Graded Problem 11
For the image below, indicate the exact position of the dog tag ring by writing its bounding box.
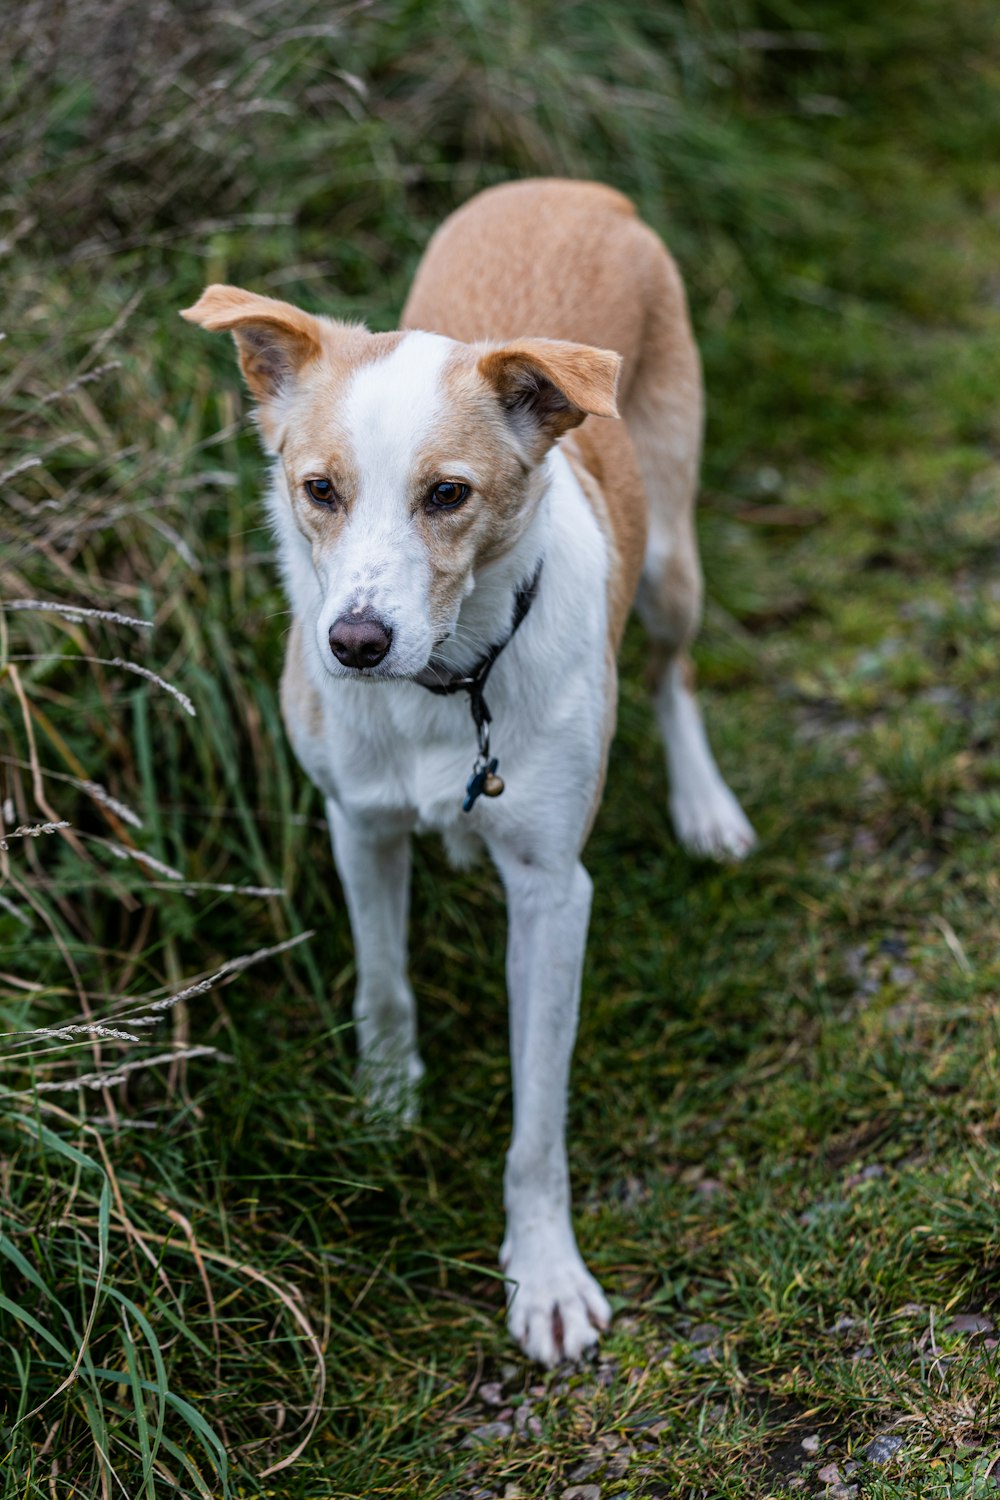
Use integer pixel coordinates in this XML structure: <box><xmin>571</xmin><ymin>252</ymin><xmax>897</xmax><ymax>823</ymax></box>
<box><xmin>464</xmin><ymin>756</ymin><xmax>503</xmax><ymax>813</ymax></box>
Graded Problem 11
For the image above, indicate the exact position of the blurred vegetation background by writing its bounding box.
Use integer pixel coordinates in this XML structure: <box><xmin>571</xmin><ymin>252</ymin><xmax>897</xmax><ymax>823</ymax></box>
<box><xmin>3</xmin><ymin>1</ymin><xmax>1000</xmax><ymax>1495</ymax></box>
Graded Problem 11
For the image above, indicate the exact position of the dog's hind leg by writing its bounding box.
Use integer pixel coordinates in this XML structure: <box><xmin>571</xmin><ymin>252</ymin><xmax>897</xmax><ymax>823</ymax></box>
<box><xmin>645</xmin><ymin>646</ymin><xmax>756</xmax><ymax>859</ymax></box>
<box><xmin>624</xmin><ymin>234</ymin><xmax>756</xmax><ymax>860</ymax></box>
<box><xmin>326</xmin><ymin>798</ymin><xmax>425</xmax><ymax>1120</ymax></box>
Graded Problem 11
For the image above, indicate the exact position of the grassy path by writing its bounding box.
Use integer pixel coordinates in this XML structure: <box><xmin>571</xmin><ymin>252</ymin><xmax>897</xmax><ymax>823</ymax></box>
<box><xmin>3</xmin><ymin>4</ymin><xmax>1000</xmax><ymax>1495</ymax></box>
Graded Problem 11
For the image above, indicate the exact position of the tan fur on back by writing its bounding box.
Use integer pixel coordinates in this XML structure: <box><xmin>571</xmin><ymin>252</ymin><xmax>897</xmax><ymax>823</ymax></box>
<box><xmin>403</xmin><ymin>178</ymin><xmax>703</xmax><ymax>651</ymax></box>
<box><xmin>403</xmin><ymin>180</ymin><xmax>645</xmax><ymax>369</ymax></box>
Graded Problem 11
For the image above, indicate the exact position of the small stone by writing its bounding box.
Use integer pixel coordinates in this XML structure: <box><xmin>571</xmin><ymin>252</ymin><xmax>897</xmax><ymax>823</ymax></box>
<box><xmin>946</xmin><ymin>1314</ymin><xmax>995</xmax><ymax>1337</ymax></box>
<box><xmin>567</xmin><ymin>1458</ymin><xmax>602</xmax><ymax>1483</ymax></box>
<box><xmin>800</xmin><ymin>1200</ymin><xmax>840</xmax><ymax>1225</ymax></box>
<box><xmin>801</xmin><ymin>1433</ymin><xmax>821</xmax><ymax>1454</ymax></box>
<box><xmin>606</xmin><ymin>1454</ymin><xmax>629</xmax><ymax>1478</ymax></box>
<box><xmin>688</xmin><ymin>1322</ymin><xmax>721</xmax><ymax>1346</ymax></box>
<box><xmin>753</xmin><ymin>464</ymin><xmax>783</xmax><ymax>495</ymax></box>
<box><xmin>479</xmin><ymin>1381</ymin><xmax>505</xmax><ymax>1407</ymax></box>
<box><xmin>614</xmin><ymin>1174</ymin><xmax>647</xmax><ymax>1207</ymax></box>
<box><xmin>844</xmin><ymin>1163</ymin><xmax>886</xmax><ymax>1189</ymax></box>
<box><xmin>504</xmin><ymin>1487</ymin><xmax>524</xmax><ymax>1499</ymax></box>
<box><xmin>562</xmin><ymin>1487</ymin><xmax>601</xmax><ymax>1500</ymax></box>
<box><xmin>922</xmin><ymin>684</ymin><xmax>959</xmax><ymax>707</ymax></box>
<box><xmin>463</xmin><ymin>1421</ymin><xmax>513</xmax><ymax>1447</ymax></box>
<box><xmin>696</xmin><ymin>1178</ymin><xmax>726</xmax><ymax>1201</ymax></box>
<box><xmin>862</xmin><ymin>1433</ymin><xmax>904</xmax><ymax>1464</ymax></box>
<box><xmin>843</xmin><ymin>945</ymin><xmax>867</xmax><ymax>980</ymax></box>
<box><xmin>817</xmin><ymin>1463</ymin><xmax>842</xmax><ymax>1485</ymax></box>
<box><xmin>829</xmin><ymin>1315</ymin><xmax>858</xmax><ymax>1335</ymax></box>
<box><xmin>851</xmin><ymin>1343</ymin><xmax>874</xmax><ymax>1361</ymax></box>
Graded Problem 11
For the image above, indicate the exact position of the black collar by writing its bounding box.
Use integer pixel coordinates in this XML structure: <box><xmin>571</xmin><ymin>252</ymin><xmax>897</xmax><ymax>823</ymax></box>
<box><xmin>413</xmin><ymin>560</ymin><xmax>543</xmax><ymax>811</ymax></box>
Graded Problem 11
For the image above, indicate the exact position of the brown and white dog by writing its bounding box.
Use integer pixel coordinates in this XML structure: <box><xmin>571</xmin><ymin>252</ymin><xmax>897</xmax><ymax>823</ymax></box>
<box><xmin>182</xmin><ymin>179</ymin><xmax>755</xmax><ymax>1366</ymax></box>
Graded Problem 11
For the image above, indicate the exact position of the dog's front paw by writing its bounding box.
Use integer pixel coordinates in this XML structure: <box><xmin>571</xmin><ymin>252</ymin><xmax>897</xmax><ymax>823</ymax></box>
<box><xmin>357</xmin><ymin>1052</ymin><xmax>425</xmax><ymax>1126</ymax></box>
<box><xmin>501</xmin><ymin>1238</ymin><xmax>611</xmax><ymax>1366</ymax></box>
<box><xmin>671</xmin><ymin>781</ymin><xmax>757</xmax><ymax>862</ymax></box>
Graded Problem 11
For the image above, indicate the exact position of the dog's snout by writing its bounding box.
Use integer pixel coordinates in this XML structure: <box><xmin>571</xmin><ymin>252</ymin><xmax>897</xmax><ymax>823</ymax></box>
<box><xmin>328</xmin><ymin>612</ymin><xmax>393</xmax><ymax>670</ymax></box>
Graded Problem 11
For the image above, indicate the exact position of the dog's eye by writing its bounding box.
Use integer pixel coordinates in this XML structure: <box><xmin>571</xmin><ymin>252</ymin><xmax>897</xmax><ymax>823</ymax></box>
<box><xmin>427</xmin><ymin>480</ymin><xmax>470</xmax><ymax>511</ymax></box>
<box><xmin>305</xmin><ymin>478</ymin><xmax>337</xmax><ymax>507</ymax></box>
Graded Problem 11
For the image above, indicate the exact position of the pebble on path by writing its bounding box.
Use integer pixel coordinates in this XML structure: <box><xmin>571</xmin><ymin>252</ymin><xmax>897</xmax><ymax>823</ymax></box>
<box><xmin>463</xmin><ymin>1421</ymin><xmax>513</xmax><ymax>1447</ymax></box>
<box><xmin>862</xmin><ymin>1433</ymin><xmax>904</xmax><ymax>1464</ymax></box>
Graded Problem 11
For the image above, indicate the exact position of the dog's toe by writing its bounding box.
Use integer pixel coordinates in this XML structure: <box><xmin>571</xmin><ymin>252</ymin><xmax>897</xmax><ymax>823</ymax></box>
<box><xmin>504</xmin><ymin>1242</ymin><xmax>611</xmax><ymax>1366</ymax></box>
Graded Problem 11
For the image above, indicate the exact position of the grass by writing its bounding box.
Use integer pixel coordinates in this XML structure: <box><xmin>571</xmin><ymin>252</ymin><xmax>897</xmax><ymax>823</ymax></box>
<box><xmin>3</xmin><ymin>0</ymin><xmax>1000</xmax><ymax>1494</ymax></box>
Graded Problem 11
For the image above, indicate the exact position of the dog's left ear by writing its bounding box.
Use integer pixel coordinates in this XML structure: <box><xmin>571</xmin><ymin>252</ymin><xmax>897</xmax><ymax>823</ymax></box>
<box><xmin>478</xmin><ymin>337</ymin><xmax>621</xmax><ymax>446</ymax></box>
<box><xmin>181</xmin><ymin>285</ymin><xmax>324</xmax><ymax>403</ymax></box>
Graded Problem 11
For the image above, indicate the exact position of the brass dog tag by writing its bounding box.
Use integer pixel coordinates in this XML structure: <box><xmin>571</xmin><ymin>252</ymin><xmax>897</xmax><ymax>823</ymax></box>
<box><xmin>464</xmin><ymin>757</ymin><xmax>504</xmax><ymax>811</ymax></box>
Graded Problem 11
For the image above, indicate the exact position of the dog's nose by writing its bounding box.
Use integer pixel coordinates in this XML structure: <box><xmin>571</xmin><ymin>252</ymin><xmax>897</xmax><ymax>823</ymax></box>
<box><xmin>328</xmin><ymin>612</ymin><xmax>392</xmax><ymax>669</ymax></box>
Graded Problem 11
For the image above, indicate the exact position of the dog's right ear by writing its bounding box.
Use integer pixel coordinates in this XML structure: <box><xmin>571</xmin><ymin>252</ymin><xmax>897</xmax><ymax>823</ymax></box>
<box><xmin>181</xmin><ymin>286</ymin><xmax>323</xmax><ymax>403</ymax></box>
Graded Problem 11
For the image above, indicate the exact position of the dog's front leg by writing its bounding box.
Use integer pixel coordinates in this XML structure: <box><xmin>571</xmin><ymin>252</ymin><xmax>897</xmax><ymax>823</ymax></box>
<box><xmin>492</xmin><ymin>851</ymin><xmax>611</xmax><ymax>1365</ymax></box>
<box><xmin>326</xmin><ymin>798</ymin><xmax>424</xmax><ymax>1120</ymax></box>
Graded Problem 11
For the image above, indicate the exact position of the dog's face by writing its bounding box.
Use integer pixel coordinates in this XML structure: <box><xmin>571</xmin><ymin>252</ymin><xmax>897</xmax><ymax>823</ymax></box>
<box><xmin>182</xmin><ymin>287</ymin><xmax>619</xmax><ymax>679</ymax></box>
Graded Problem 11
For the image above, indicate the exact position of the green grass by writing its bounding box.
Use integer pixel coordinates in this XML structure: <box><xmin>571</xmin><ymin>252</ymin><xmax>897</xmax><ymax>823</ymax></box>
<box><xmin>3</xmin><ymin>1</ymin><xmax>1000</xmax><ymax>1494</ymax></box>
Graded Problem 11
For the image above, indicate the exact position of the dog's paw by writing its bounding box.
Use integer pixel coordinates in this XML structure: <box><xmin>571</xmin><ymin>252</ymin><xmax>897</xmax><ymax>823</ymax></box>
<box><xmin>671</xmin><ymin>781</ymin><xmax>756</xmax><ymax>862</ymax></box>
<box><xmin>502</xmin><ymin>1240</ymin><xmax>611</xmax><ymax>1366</ymax></box>
<box><xmin>357</xmin><ymin>1052</ymin><xmax>425</xmax><ymax>1126</ymax></box>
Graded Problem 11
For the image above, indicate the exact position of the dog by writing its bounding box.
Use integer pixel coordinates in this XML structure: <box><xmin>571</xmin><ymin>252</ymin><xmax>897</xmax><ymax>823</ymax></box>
<box><xmin>182</xmin><ymin>178</ymin><xmax>755</xmax><ymax>1366</ymax></box>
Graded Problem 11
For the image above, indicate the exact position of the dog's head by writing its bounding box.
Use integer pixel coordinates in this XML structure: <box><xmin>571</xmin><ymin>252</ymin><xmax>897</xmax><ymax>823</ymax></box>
<box><xmin>181</xmin><ymin>286</ymin><xmax>620</xmax><ymax>679</ymax></box>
